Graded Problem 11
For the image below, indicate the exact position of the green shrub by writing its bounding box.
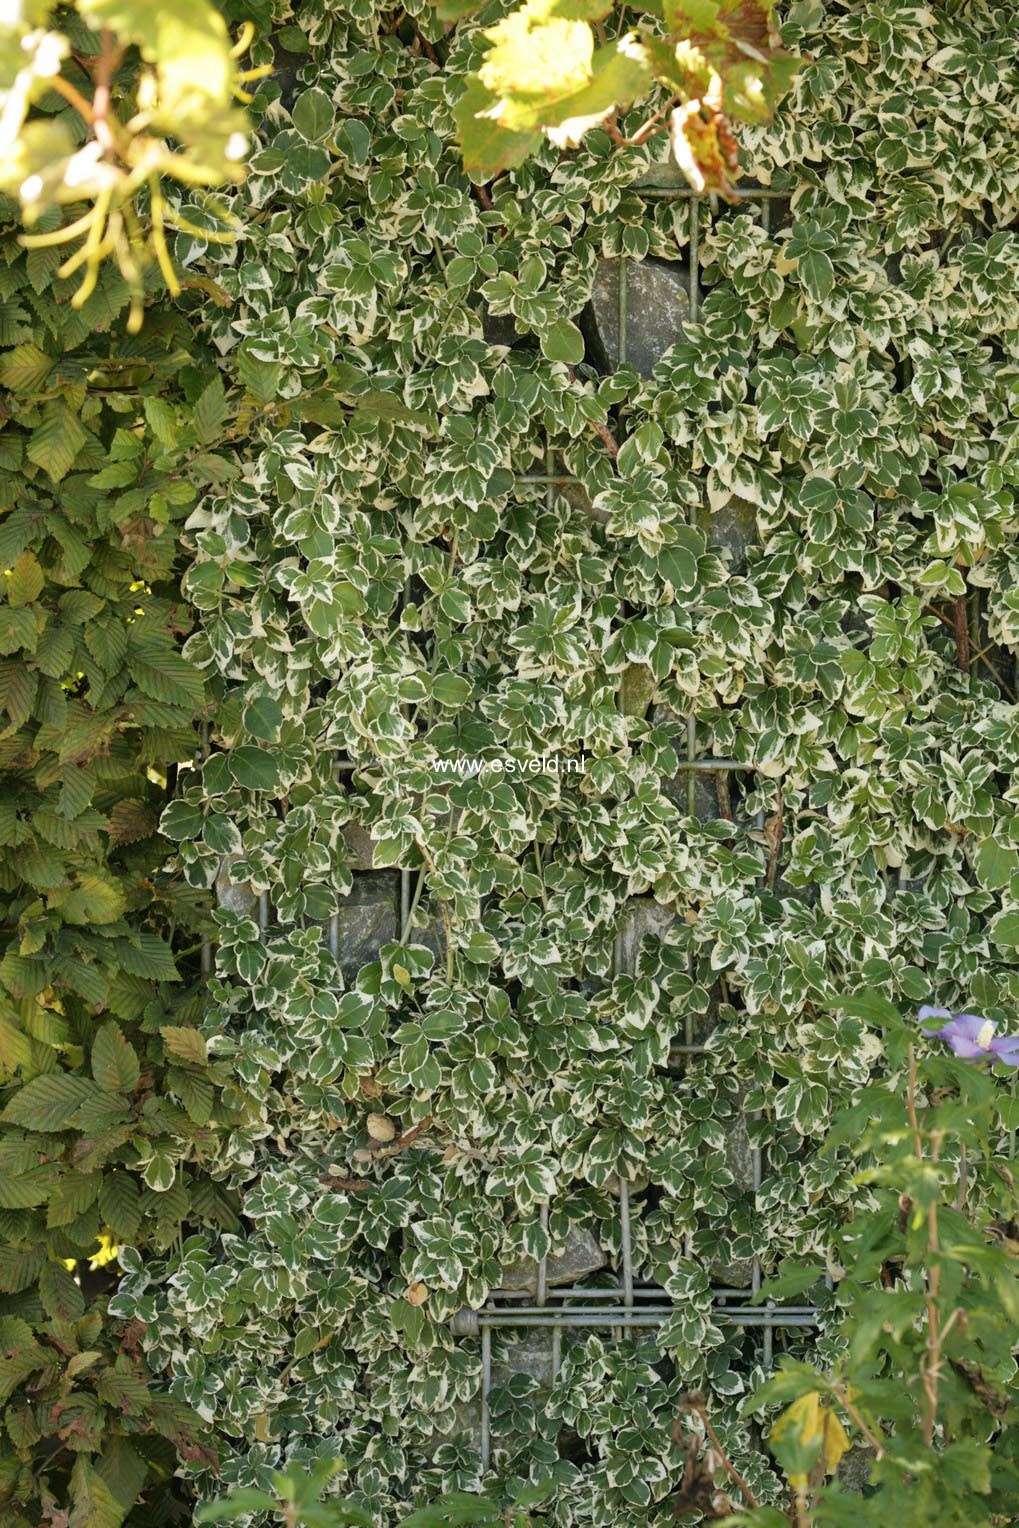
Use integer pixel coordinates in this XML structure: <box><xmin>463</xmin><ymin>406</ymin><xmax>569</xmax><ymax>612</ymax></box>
<box><xmin>0</xmin><ymin>241</ymin><xmax>243</xmax><ymax>1519</ymax></box>
<box><xmin>5</xmin><ymin>0</ymin><xmax>1019</xmax><ymax>1523</ymax></box>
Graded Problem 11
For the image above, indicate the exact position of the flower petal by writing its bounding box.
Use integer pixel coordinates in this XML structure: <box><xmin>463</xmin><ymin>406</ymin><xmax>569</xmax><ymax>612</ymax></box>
<box><xmin>918</xmin><ymin>1005</ymin><xmax>951</xmax><ymax>1024</ymax></box>
<box><xmin>944</xmin><ymin>1035</ymin><xmax>990</xmax><ymax>1060</ymax></box>
<box><xmin>947</xmin><ymin>1014</ymin><xmax>989</xmax><ymax>1043</ymax></box>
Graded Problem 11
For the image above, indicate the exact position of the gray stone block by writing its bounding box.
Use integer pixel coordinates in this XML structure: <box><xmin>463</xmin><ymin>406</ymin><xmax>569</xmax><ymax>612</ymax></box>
<box><xmin>617</xmin><ymin>897</ymin><xmax>678</xmax><ymax>973</ymax></box>
<box><xmin>411</xmin><ymin>914</ymin><xmax>447</xmax><ymax>968</ymax></box>
<box><xmin>481</xmin><ymin>306</ymin><xmax>520</xmax><ymax>348</ymax></box>
<box><xmin>341</xmin><ymin>822</ymin><xmax>377</xmax><ymax>871</ymax></box>
<box><xmin>631</xmin><ymin>156</ymin><xmax>691</xmax><ymax>190</ymax></box>
<box><xmin>838</xmin><ymin>1447</ymin><xmax>873</xmax><ymax>1492</ymax></box>
<box><xmin>498</xmin><ymin>1226</ymin><xmax>605</xmax><ymax>1292</ymax></box>
<box><xmin>333</xmin><ymin>872</ymin><xmax>398</xmax><ymax>978</ymax></box>
<box><xmin>725</xmin><ymin>1107</ymin><xmax>755</xmax><ymax>1193</ymax></box>
<box><xmin>558</xmin><ymin>478</ymin><xmax>608</xmax><ymax>527</ymax></box>
<box><xmin>582</xmin><ymin>258</ymin><xmax>694</xmax><ymax>376</ymax></box>
<box><xmin>492</xmin><ymin>1328</ymin><xmax>556</xmax><ymax>1388</ymax></box>
<box><xmin>698</xmin><ymin>494</ymin><xmax>758</xmax><ymax>575</ymax></box>
<box><xmin>215</xmin><ymin>857</ymin><xmax>258</xmax><ymax>917</ymax></box>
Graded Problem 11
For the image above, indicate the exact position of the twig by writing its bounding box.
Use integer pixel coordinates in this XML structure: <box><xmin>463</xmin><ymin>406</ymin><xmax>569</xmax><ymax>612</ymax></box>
<box><xmin>905</xmin><ymin>1044</ymin><xmax>942</xmax><ymax>1446</ymax></box>
<box><xmin>951</xmin><ymin>591</ymin><xmax>970</xmax><ymax>671</ymax></box>
<box><xmin>764</xmin><ymin>786</ymin><xmax>784</xmax><ymax>890</ymax></box>
<box><xmin>415</xmin><ymin>29</ymin><xmax>441</xmax><ymax>65</ymax></box>
<box><xmin>566</xmin><ymin>365</ymin><xmax>618</xmax><ymax>461</ymax></box>
<box><xmin>92</xmin><ymin>29</ymin><xmax>124</xmax><ymax>155</ymax></box>
<box><xmin>678</xmin><ymin>1393</ymin><xmax>760</xmax><ymax>1510</ymax></box>
<box><xmin>415</xmin><ymin>839</ymin><xmax>456</xmax><ymax>978</ymax></box>
<box><xmin>400</xmin><ymin>866</ymin><xmax>428</xmax><ymax>943</ymax></box>
<box><xmin>829</xmin><ymin>1380</ymin><xmax>886</xmax><ymax>1460</ymax></box>
<box><xmin>48</xmin><ymin>75</ymin><xmax>97</xmax><ymax>126</ymax></box>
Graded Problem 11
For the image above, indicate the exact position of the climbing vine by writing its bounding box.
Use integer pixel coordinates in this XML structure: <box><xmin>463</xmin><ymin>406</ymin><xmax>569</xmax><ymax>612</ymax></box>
<box><xmin>3</xmin><ymin>0</ymin><xmax>1019</xmax><ymax>1523</ymax></box>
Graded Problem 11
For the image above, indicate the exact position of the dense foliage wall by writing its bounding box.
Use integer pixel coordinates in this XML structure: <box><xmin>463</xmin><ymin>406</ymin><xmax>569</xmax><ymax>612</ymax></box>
<box><xmin>3</xmin><ymin>0</ymin><xmax>1019</xmax><ymax>1522</ymax></box>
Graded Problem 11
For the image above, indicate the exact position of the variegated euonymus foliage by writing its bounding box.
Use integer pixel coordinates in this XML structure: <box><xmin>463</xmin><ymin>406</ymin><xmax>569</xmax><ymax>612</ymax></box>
<box><xmin>95</xmin><ymin>0</ymin><xmax>1019</xmax><ymax>1522</ymax></box>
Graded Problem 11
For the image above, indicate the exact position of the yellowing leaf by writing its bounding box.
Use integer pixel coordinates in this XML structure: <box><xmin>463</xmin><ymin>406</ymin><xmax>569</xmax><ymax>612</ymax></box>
<box><xmin>480</xmin><ymin>10</ymin><xmax>594</xmax><ymax>109</ymax></box>
<box><xmin>26</xmin><ymin>401</ymin><xmax>87</xmax><ymax>483</ymax></box>
<box><xmin>160</xmin><ymin>1025</ymin><xmax>208</xmax><ymax>1066</ymax></box>
<box><xmin>453</xmin><ymin>78</ymin><xmax>541</xmax><ymax>178</ymax></box>
<box><xmin>771</xmin><ymin>1392</ymin><xmax>851</xmax><ymax>1489</ymax></box>
<box><xmin>50</xmin><ymin>872</ymin><xmax>126</xmax><ymax>926</ymax></box>
<box><xmin>7</xmin><ymin>551</ymin><xmax>44</xmax><ymax>609</ymax></box>
<box><xmin>78</xmin><ymin>0</ymin><xmax>234</xmax><ymax>115</ymax></box>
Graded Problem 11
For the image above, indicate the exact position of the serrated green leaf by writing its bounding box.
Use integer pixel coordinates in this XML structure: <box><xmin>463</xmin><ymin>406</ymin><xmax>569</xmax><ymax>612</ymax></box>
<box><xmin>26</xmin><ymin>402</ymin><xmax>88</xmax><ymax>483</ymax></box>
<box><xmin>1</xmin><ymin>1072</ymin><xmax>97</xmax><ymax>1131</ymax></box>
<box><xmin>192</xmin><ymin>375</ymin><xmax>229</xmax><ymax>445</ymax></box>
<box><xmin>7</xmin><ymin>550</ymin><xmax>44</xmax><ymax>608</ymax></box>
<box><xmin>92</xmin><ymin>1023</ymin><xmax>141</xmax><ymax>1093</ymax></box>
<box><xmin>69</xmin><ymin>1454</ymin><xmax>127</xmax><ymax>1528</ymax></box>
<box><xmin>50</xmin><ymin>872</ymin><xmax>126</xmax><ymax>926</ymax></box>
<box><xmin>160</xmin><ymin>1025</ymin><xmax>208</xmax><ymax>1066</ymax></box>
<box><xmin>39</xmin><ymin>1259</ymin><xmax>86</xmax><ymax>1320</ymax></box>
<box><xmin>98</xmin><ymin>1172</ymin><xmax>141</xmax><ymax>1240</ymax></box>
<box><xmin>0</xmin><ymin>342</ymin><xmax>54</xmax><ymax>393</ymax></box>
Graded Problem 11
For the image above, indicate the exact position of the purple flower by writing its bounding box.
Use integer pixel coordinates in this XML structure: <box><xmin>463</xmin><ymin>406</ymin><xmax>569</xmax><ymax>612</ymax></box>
<box><xmin>919</xmin><ymin>1006</ymin><xmax>1019</xmax><ymax>1066</ymax></box>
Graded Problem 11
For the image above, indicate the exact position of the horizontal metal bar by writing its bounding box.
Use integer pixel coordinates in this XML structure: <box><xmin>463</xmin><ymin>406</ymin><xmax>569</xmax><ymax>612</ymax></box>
<box><xmin>635</xmin><ymin>187</ymin><xmax>787</xmax><ymax>200</ymax></box>
<box><xmin>674</xmin><ymin>759</ymin><xmax>754</xmax><ymax>772</ymax></box>
<box><xmin>487</xmin><ymin>1284</ymin><xmax>810</xmax><ymax>1303</ymax></box>
<box><xmin>474</xmin><ymin>1308</ymin><xmax>817</xmax><ymax>1329</ymax></box>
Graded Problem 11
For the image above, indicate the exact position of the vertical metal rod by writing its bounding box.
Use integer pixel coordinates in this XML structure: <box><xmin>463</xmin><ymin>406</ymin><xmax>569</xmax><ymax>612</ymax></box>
<box><xmin>619</xmin><ymin>1178</ymin><xmax>634</xmax><ymax>1307</ymax></box>
<box><xmin>751</xmin><ymin>1134</ymin><xmax>762</xmax><ymax>1301</ymax></box>
<box><xmin>480</xmin><ymin>1323</ymin><xmax>491</xmax><ymax>1471</ymax></box>
<box><xmin>618</xmin><ymin>256</ymin><xmax>628</xmax><ymax>365</ymax></box>
<box><xmin>400</xmin><ymin>868</ymin><xmax>411</xmax><ymax>940</ymax></box>
<box><xmin>258</xmin><ymin>891</ymin><xmax>269</xmax><ymax>932</ymax></box>
<box><xmin>682</xmin><ymin>194</ymin><xmax>702</xmax><ymax>1158</ymax></box>
<box><xmin>537</xmin><ymin>1203</ymin><xmax>548</xmax><ymax>1307</ymax></box>
<box><xmin>541</xmin><ymin>446</ymin><xmax>560</xmax><ymax>1373</ymax></box>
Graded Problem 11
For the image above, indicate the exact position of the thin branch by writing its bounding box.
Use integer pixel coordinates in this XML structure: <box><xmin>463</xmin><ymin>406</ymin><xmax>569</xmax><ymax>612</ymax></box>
<box><xmin>566</xmin><ymin>365</ymin><xmax>619</xmax><ymax>461</ymax></box>
<box><xmin>48</xmin><ymin>75</ymin><xmax>97</xmax><ymax>126</ymax></box>
<box><xmin>764</xmin><ymin>786</ymin><xmax>784</xmax><ymax>890</ymax></box>
<box><xmin>92</xmin><ymin>29</ymin><xmax>124</xmax><ymax>155</ymax></box>
<box><xmin>905</xmin><ymin>1044</ymin><xmax>942</xmax><ymax>1446</ymax></box>
<box><xmin>829</xmin><ymin>1380</ymin><xmax>886</xmax><ymax>1460</ymax></box>
<box><xmin>357</xmin><ymin>1113</ymin><xmax>435</xmax><ymax>1161</ymax></box>
<box><xmin>678</xmin><ymin>1394</ymin><xmax>760</xmax><ymax>1511</ymax></box>
<box><xmin>951</xmin><ymin>591</ymin><xmax>970</xmax><ymax>672</ymax></box>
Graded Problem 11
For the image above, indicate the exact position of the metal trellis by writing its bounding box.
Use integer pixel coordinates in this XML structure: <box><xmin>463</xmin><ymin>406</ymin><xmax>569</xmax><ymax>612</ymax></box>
<box><xmin>452</xmin><ymin>187</ymin><xmax>820</xmax><ymax>1471</ymax></box>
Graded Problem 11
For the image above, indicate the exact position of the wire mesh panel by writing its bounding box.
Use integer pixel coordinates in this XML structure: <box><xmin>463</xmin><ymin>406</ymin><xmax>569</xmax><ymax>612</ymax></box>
<box><xmin>449</xmin><ymin>185</ymin><xmax>823</xmax><ymax>1472</ymax></box>
<box><xmin>188</xmin><ymin>184</ymin><xmax>836</xmax><ymax>1481</ymax></box>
